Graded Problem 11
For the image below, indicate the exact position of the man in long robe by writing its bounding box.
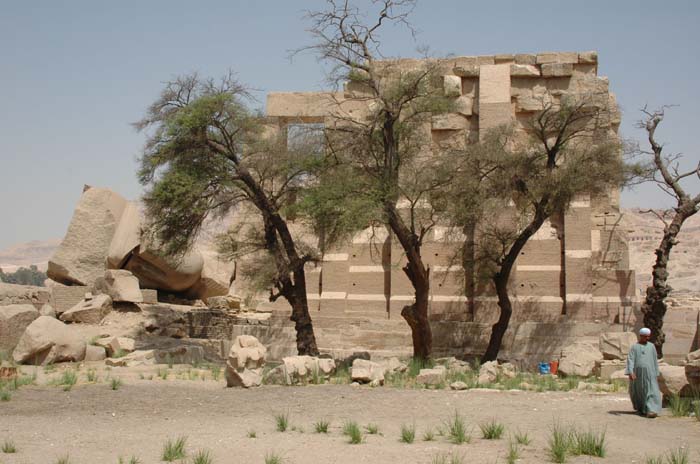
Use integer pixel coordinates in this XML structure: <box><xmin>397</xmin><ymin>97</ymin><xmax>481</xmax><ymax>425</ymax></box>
<box><xmin>625</xmin><ymin>327</ymin><xmax>662</xmax><ymax>418</ymax></box>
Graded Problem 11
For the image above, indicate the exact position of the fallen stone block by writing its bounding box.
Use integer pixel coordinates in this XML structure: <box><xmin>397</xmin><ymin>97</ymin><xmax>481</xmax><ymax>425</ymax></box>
<box><xmin>12</xmin><ymin>316</ymin><xmax>86</xmax><ymax>365</ymax></box>
<box><xmin>0</xmin><ymin>282</ymin><xmax>50</xmax><ymax>308</ymax></box>
<box><xmin>108</xmin><ymin>337</ymin><xmax>136</xmax><ymax>356</ymax></box>
<box><xmin>60</xmin><ymin>294</ymin><xmax>112</xmax><ymax>324</ymax></box>
<box><xmin>225</xmin><ymin>335</ymin><xmax>266</xmax><ymax>388</ymax></box>
<box><xmin>594</xmin><ymin>359</ymin><xmax>625</xmax><ymax>380</ymax></box>
<box><xmin>450</xmin><ymin>381</ymin><xmax>468</xmax><ymax>390</ymax></box>
<box><xmin>106</xmin><ymin>349</ymin><xmax>155</xmax><ymax>367</ymax></box>
<box><xmin>351</xmin><ymin>359</ymin><xmax>385</xmax><ymax>385</ymax></box>
<box><xmin>658</xmin><ymin>364</ymin><xmax>688</xmax><ymax>397</ymax></box>
<box><xmin>478</xmin><ymin>360</ymin><xmax>499</xmax><ymax>384</ymax></box>
<box><xmin>416</xmin><ymin>366</ymin><xmax>446</xmax><ymax>386</ymax></box>
<box><xmin>510</xmin><ymin>64</ymin><xmax>540</xmax><ymax>77</ymax></box>
<box><xmin>84</xmin><ymin>344</ymin><xmax>106</xmax><ymax>362</ymax></box>
<box><xmin>266</xmin><ymin>356</ymin><xmax>337</xmax><ymax>385</ymax></box>
<box><xmin>93</xmin><ymin>270</ymin><xmax>143</xmax><ymax>303</ymax></box>
<box><xmin>599</xmin><ymin>332</ymin><xmax>637</xmax><ymax>360</ymax></box>
<box><xmin>0</xmin><ymin>304</ymin><xmax>39</xmax><ymax>352</ymax></box>
<box><xmin>558</xmin><ymin>341</ymin><xmax>603</xmax><ymax>377</ymax></box>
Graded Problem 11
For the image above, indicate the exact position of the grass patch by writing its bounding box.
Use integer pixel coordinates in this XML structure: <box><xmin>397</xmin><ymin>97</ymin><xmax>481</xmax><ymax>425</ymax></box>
<box><xmin>506</xmin><ymin>441</ymin><xmax>520</xmax><ymax>464</ymax></box>
<box><xmin>547</xmin><ymin>422</ymin><xmax>572</xmax><ymax>463</ymax></box>
<box><xmin>55</xmin><ymin>455</ymin><xmax>71</xmax><ymax>464</ymax></box>
<box><xmin>399</xmin><ymin>423</ymin><xmax>415</xmax><ymax>443</ymax></box>
<box><xmin>479</xmin><ymin>419</ymin><xmax>505</xmax><ymax>439</ymax></box>
<box><xmin>314</xmin><ymin>420</ymin><xmax>330</xmax><ymax>434</ymax></box>
<box><xmin>161</xmin><ymin>436</ymin><xmax>187</xmax><ymax>462</ymax></box>
<box><xmin>264</xmin><ymin>452</ymin><xmax>282</xmax><ymax>464</ymax></box>
<box><xmin>329</xmin><ymin>364</ymin><xmax>351</xmax><ymax>385</ymax></box>
<box><xmin>57</xmin><ymin>369</ymin><xmax>77</xmax><ymax>391</ymax></box>
<box><xmin>365</xmin><ymin>423</ymin><xmax>380</xmax><ymax>435</ymax></box>
<box><xmin>117</xmin><ymin>457</ymin><xmax>141</xmax><ymax>464</ymax></box>
<box><xmin>210</xmin><ymin>365</ymin><xmax>221</xmax><ymax>381</ymax></box>
<box><xmin>431</xmin><ymin>452</ymin><xmax>465</xmax><ymax>464</ymax></box>
<box><xmin>571</xmin><ymin>427</ymin><xmax>606</xmax><ymax>457</ymax></box>
<box><xmin>247</xmin><ymin>430</ymin><xmax>257</xmax><ymax>438</ymax></box>
<box><xmin>191</xmin><ymin>449</ymin><xmax>213</xmax><ymax>464</ymax></box>
<box><xmin>274</xmin><ymin>411</ymin><xmax>289</xmax><ymax>432</ymax></box>
<box><xmin>342</xmin><ymin>420</ymin><xmax>362</xmax><ymax>444</ymax></box>
<box><xmin>110</xmin><ymin>378</ymin><xmax>122</xmax><ymax>390</ymax></box>
<box><xmin>2</xmin><ymin>440</ymin><xmax>17</xmax><ymax>453</ymax></box>
<box><xmin>86</xmin><ymin>369</ymin><xmax>98</xmax><ymax>382</ymax></box>
<box><xmin>513</xmin><ymin>428</ymin><xmax>532</xmax><ymax>445</ymax></box>
<box><xmin>157</xmin><ymin>368</ymin><xmax>169</xmax><ymax>380</ymax></box>
<box><xmin>445</xmin><ymin>411</ymin><xmax>471</xmax><ymax>444</ymax></box>
<box><xmin>0</xmin><ymin>390</ymin><xmax>10</xmax><ymax>401</ymax></box>
<box><xmin>669</xmin><ymin>394</ymin><xmax>692</xmax><ymax>417</ymax></box>
<box><xmin>645</xmin><ymin>456</ymin><xmax>664</xmax><ymax>464</ymax></box>
<box><xmin>422</xmin><ymin>428</ymin><xmax>435</xmax><ymax>441</ymax></box>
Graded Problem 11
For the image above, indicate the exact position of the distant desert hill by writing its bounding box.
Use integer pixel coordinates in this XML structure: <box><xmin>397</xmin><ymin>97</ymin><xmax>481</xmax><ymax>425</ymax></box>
<box><xmin>0</xmin><ymin>238</ymin><xmax>59</xmax><ymax>272</ymax></box>
<box><xmin>621</xmin><ymin>208</ymin><xmax>700</xmax><ymax>296</ymax></box>
<box><xmin>1</xmin><ymin>208</ymin><xmax>698</xmax><ymax>295</ymax></box>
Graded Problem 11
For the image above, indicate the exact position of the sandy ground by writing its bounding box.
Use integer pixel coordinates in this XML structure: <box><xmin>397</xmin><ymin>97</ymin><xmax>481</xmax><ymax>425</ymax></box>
<box><xmin>1</xmin><ymin>366</ymin><xmax>699</xmax><ymax>464</ymax></box>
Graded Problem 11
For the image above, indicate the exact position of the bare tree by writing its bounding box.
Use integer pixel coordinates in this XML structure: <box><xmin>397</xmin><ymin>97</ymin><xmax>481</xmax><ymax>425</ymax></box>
<box><xmin>302</xmin><ymin>0</ymin><xmax>453</xmax><ymax>360</ymax></box>
<box><xmin>637</xmin><ymin>107</ymin><xmax>700</xmax><ymax>357</ymax></box>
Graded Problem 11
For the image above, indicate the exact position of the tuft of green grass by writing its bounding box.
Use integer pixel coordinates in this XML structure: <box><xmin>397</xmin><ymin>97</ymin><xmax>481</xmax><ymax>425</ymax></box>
<box><xmin>56</xmin><ymin>455</ymin><xmax>71</xmax><ymax>464</ymax></box>
<box><xmin>166</xmin><ymin>354</ymin><xmax>174</xmax><ymax>368</ymax></box>
<box><xmin>161</xmin><ymin>436</ymin><xmax>187</xmax><ymax>462</ymax></box>
<box><xmin>513</xmin><ymin>428</ymin><xmax>532</xmax><ymax>445</ymax></box>
<box><xmin>694</xmin><ymin>400</ymin><xmax>700</xmax><ymax>422</ymax></box>
<box><xmin>274</xmin><ymin>411</ymin><xmax>289</xmax><ymax>432</ymax></box>
<box><xmin>571</xmin><ymin>428</ymin><xmax>606</xmax><ymax>457</ymax></box>
<box><xmin>645</xmin><ymin>456</ymin><xmax>664</xmax><ymax>464</ymax></box>
<box><xmin>247</xmin><ymin>430</ymin><xmax>257</xmax><ymax>438</ymax></box>
<box><xmin>365</xmin><ymin>423</ymin><xmax>380</xmax><ymax>435</ymax></box>
<box><xmin>2</xmin><ymin>440</ymin><xmax>17</xmax><ymax>453</ymax></box>
<box><xmin>422</xmin><ymin>428</ymin><xmax>435</xmax><ymax>441</ymax></box>
<box><xmin>342</xmin><ymin>420</ymin><xmax>362</xmax><ymax>444</ymax></box>
<box><xmin>669</xmin><ymin>394</ymin><xmax>692</xmax><ymax>417</ymax></box>
<box><xmin>445</xmin><ymin>411</ymin><xmax>471</xmax><ymax>444</ymax></box>
<box><xmin>86</xmin><ymin>369</ymin><xmax>98</xmax><ymax>383</ymax></box>
<box><xmin>0</xmin><ymin>390</ymin><xmax>10</xmax><ymax>401</ymax></box>
<box><xmin>158</xmin><ymin>368</ymin><xmax>169</xmax><ymax>380</ymax></box>
<box><xmin>479</xmin><ymin>419</ymin><xmax>505</xmax><ymax>439</ymax></box>
<box><xmin>117</xmin><ymin>456</ymin><xmax>141</xmax><ymax>464</ymax></box>
<box><xmin>314</xmin><ymin>420</ymin><xmax>329</xmax><ymax>434</ymax></box>
<box><xmin>264</xmin><ymin>452</ymin><xmax>282</xmax><ymax>464</ymax></box>
<box><xmin>210</xmin><ymin>365</ymin><xmax>221</xmax><ymax>381</ymax></box>
<box><xmin>431</xmin><ymin>452</ymin><xmax>465</xmax><ymax>464</ymax></box>
<box><xmin>506</xmin><ymin>441</ymin><xmax>520</xmax><ymax>464</ymax></box>
<box><xmin>666</xmin><ymin>447</ymin><xmax>689</xmax><ymax>464</ymax></box>
<box><xmin>547</xmin><ymin>422</ymin><xmax>572</xmax><ymax>463</ymax></box>
<box><xmin>112</xmin><ymin>349</ymin><xmax>128</xmax><ymax>359</ymax></box>
<box><xmin>110</xmin><ymin>377</ymin><xmax>122</xmax><ymax>390</ymax></box>
<box><xmin>59</xmin><ymin>369</ymin><xmax>78</xmax><ymax>391</ymax></box>
<box><xmin>191</xmin><ymin>449</ymin><xmax>213</xmax><ymax>464</ymax></box>
<box><xmin>399</xmin><ymin>423</ymin><xmax>415</xmax><ymax>444</ymax></box>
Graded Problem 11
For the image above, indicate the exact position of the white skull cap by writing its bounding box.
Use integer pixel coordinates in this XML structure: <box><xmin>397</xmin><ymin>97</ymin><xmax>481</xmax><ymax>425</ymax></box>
<box><xmin>639</xmin><ymin>327</ymin><xmax>651</xmax><ymax>336</ymax></box>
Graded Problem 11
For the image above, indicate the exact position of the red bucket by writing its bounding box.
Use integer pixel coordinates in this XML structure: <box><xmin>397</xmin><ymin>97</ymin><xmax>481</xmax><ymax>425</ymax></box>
<box><xmin>549</xmin><ymin>360</ymin><xmax>559</xmax><ymax>375</ymax></box>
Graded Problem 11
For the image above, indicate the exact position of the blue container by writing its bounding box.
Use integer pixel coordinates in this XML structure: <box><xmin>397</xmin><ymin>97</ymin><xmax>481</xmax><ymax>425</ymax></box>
<box><xmin>538</xmin><ymin>362</ymin><xmax>551</xmax><ymax>375</ymax></box>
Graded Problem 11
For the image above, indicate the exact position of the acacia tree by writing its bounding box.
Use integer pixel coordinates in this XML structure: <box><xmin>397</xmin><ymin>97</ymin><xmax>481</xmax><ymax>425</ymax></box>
<box><xmin>449</xmin><ymin>98</ymin><xmax>624</xmax><ymax>361</ymax></box>
<box><xmin>637</xmin><ymin>107</ymin><xmax>700</xmax><ymax>357</ymax></box>
<box><xmin>135</xmin><ymin>73</ymin><xmax>323</xmax><ymax>356</ymax></box>
<box><xmin>303</xmin><ymin>0</ymin><xmax>453</xmax><ymax>360</ymax></box>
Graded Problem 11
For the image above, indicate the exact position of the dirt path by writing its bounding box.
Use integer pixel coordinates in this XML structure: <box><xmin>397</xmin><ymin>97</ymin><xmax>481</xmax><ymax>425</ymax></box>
<box><xmin>1</xmin><ymin>379</ymin><xmax>698</xmax><ymax>464</ymax></box>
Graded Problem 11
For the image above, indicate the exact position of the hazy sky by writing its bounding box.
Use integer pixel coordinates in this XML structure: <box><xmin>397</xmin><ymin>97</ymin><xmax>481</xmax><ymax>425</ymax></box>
<box><xmin>1</xmin><ymin>1</ymin><xmax>698</xmax><ymax>250</ymax></box>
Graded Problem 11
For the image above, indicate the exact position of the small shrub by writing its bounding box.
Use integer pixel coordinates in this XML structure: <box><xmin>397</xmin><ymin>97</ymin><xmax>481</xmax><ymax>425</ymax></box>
<box><xmin>571</xmin><ymin>428</ymin><xmax>606</xmax><ymax>457</ymax></box>
<box><xmin>669</xmin><ymin>394</ymin><xmax>691</xmax><ymax>417</ymax></box>
<box><xmin>365</xmin><ymin>423</ymin><xmax>380</xmax><ymax>435</ymax></box>
<box><xmin>2</xmin><ymin>440</ymin><xmax>17</xmax><ymax>453</ymax></box>
<box><xmin>514</xmin><ymin>429</ymin><xmax>532</xmax><ymax>445</ymax></box>
<box><xmin>0</xmin><ymin>390</ymin><xmax>10</xmax><ymax>401</ymax></box>
<box><xmin>399</xmin><ymin>423</ymin><xmax>415</xmax><ymax>443</ymax></box>
<box><xmin>547</xmin><ymin>423</ymin><xmax>572</xmax><ymax>463</ymax></box>
<box><xmin>110</xmin><ymin>378</ymin><xmax>122</xmax><ymax>390</ymax></box>
<box><xmin>506</xmin><ymin>441</ymin><xmax>520</xmax><ymax>464</ymax></box>
<box><xmin>59</xmin><ymin>370</ymin><xmax>77</xmax><ymax>391</ymax></box>
<box><xmin>314</xmin><ymin>420</ymin><xmax>329</xmax><ymax>434</ymax></box>
<box><xmin>210</xmin><ymin>365</ymin><xmax>221</xmax><ymax>381</ymax></box>
<box><xmin>694</xmin><ymin>400</ymin><xmax>700</xmax><ymax>422</ymax></box>
<box><xmin>445</xmin><ymin>411</ymin><xmax>471</xmax><ymax>444</ymax></box>
<box><xmin>162</xmin><ymin>436</ymin><xmax>187</xmax><ymax>461</ymax></box>
<box><xmin>645</xmin><ymin>456</ymin><xmax>664</xmax><ymax>464</ymax></box>
<box><xmin>422</xmin><ymin>429</ymin><xmax>435</xmax><ymax>441</ymax></box>
<box><xmin>342</xmin><ymin>420</ymin><xmax>362</xmax><ymax>444</ymax></box>
<box><xmin>274</xmin><ymin>411</ymin><xmax>289</xmax><ymax>432</ymax></box>
<box><xmin>431</xmin><ymin>452</ymin><xmax>465</xmax><ymax>464</ymax></box>
<box><xmin>166</xmin><ymin>354</ymin><xmax>174</xmax><ymax>368</ymax></box>
<box><xmin>117</xmin><ymin>457</ymin><xmax>141</xmax><ymax>464</ymax></box>
<box><xmin>666</xmin><ymin>447</ymin><xmax>689</xmax><ymax>464</ymax></box>
<box><xmin>56</xmin><ymin>455</ymin><xmax>71</xmax><ymax>464</ymax></box>
<box><xmin>247</xmin><ymin>430</ymin><xmax>257</xmax><ymax>438</ymax></box>
<box><xmin>479</xmin><ymin>419</ymin><xmax>505</xmax><ymax>439</ymax></box>
<box><xmin>86</xmin><ymin>369</ymin><xmax>98</xmax><ymax>382</ymax></box>
<box><xmin>158</xmin><ymin>368</ymin><xmax>169</xmax><ymax>380</ymax></box>
<box><xmin>264</xmin><ymin>452</ymin><xmax>282</xmax><ymax>464</ymax></box>
<box><xmin>191</xmin><ymin>449</ymin><xmax>213</xmax><ymax>464</ymax></box>
<box><xmin>112</xmin><ymin>349</ymin><xmax>128</xmax><ymax>359</ymax></box>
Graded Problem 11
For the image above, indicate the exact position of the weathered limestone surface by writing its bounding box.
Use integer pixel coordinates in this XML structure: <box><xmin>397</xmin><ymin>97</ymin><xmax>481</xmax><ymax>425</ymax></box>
<box><xmin>0</xmin><ymin>304</ymin><xmax>39</xmax><ymax>352</ymax></box>
<box><xmin>351</xmin><ymin>359</ymin><xmax>385</xmax><ymax>384</ymax></box>
<box><xmin>13</xmin><ymin>316</ymin><xmax>86</xmax><ymax>365</ymax></box>
<box><xmin>0</xmin><ymin>282</ymin><xmax>50</xmax><ymax>308</ymax></box>
<box><xmin>60</xmin><ymin>294</ymin><xmax>112</xmax><ymax>324</ymax></box>
<box><xmin>93</xmin><ymin>269</ymin><xmax>143</xmax><ymax>303</ymax></box>
<box><xmin>599</xmin><ymin>332</ymin><xmax>637</xmax><ymax>360</ymax></box>
<box><xmin>225</xmin><ymin>335</ymin><xmax>267</xmax><ymax>388</ymax></box>
<box><xmin>658</xmin><ymin>364</ymin><xmax>688</xmax><ymax>397</ymax></box>
<box><xmin>265</xmin><ymin>355</ymin><xmax>336</xmax><ymax>385</ymax></box>
<box><xmin>558</xmin><ymin>342</ymin><xmax>603</xmax><ymax>377</ymax></box>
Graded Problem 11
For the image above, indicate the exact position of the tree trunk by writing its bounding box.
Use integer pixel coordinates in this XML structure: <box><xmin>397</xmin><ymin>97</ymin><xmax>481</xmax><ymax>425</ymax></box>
<box><xmin>288</xmin><ymin>290</ymin><xmax>319</xmax><ymax>356</ymax></box>
<box><xmin>642</xmin><ymin>208</ymin><xmax>693</xmax><ymax>358</ymax></box>
<box><xmin>400</xmin><ymin>268</ymin><xmax>432</xmax><ymax>360</ymax></box>
<box><xmin>483</xmin><ymin>274</ymin><xmax>511</xmax><ymax>362</ymax></box>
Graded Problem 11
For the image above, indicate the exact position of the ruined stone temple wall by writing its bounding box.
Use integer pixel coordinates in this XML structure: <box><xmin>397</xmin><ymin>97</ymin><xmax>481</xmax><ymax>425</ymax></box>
<box><xmin>246</xmin><ymin>51</ymin><xmax>639</xmax><ymax>364</ymax></box>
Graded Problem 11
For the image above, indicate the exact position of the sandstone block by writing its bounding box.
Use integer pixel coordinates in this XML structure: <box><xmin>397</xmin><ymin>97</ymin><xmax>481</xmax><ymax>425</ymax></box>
<box><xmin>450</xmin><ymin>381</ymin><xmax>468</xmax><ymax>390</ymax></box>
<box><xmin>658</xmin><ymin>364</ymin><xmax>688</xmax><ymax>397</ymax></box>
<box><xmin>514</xmin><ymin>54</ymin><xmax>536</xmax><ymax>65</ymax></box>
<box><xmin>541</xmin><ymin>63</ymin><xmax>574</xmax><ymax>77</ymax></box>
<box><xmin>578</xmin><ymin>51</ymin><xmax>598</xmax><ymax>64</ymax></box>
<box><xmin>351</xmin><ymin>359</ymin><xmax>385</xmax><ymax>384</ymax></box>
<box><xmin>268</xmin><ymin>355</ymin><xmax>337</xmax><ymax>385</ymax></box>
<box><xmin>12</xmin><ymin>316</ymin><xmax>86</xmax><ymax>365</ymax></box>
<box><xmin>185</xmin><ymin>251</ymin><xmax>236</xmax><ymax>299</ymax></box>
<box><xmin>60</xmin><ymin>294</ymin><xmax>112</xmax><ymax>324</ymax></box>
<box><xmin>536</xmin><ymin>52</ymin><xmax>579</xmax><ymax>64</ymax></box>
<box><xmin>686</xmin><ymin>359</ymin><xmax>700</xmax><ymax>390</ymax></box>
<box><xmin>495</xmin><ymin>54</ymin><xmax>514</xmax><ymax>63</ymax></box>
<box><xmin>599</xmin><ymin>332</ymin><xmax>637</xmax><ymax>360</ymax></box>
<box><xmin>93</xmin><ymin>270</ymin><xmax>143</xmax><ymax>303</ymax></box>
<box><xmin>453</xmin><ymin>65</ymin><xmax>479</xmax><ymax>77</ymax></box>
<box><xmin>515</xmin><ymin>95</ymin><xmax>546</xmax><ymax>112</ymax></box>
<box><xmin>416</xmin><ymin>366</ymin><xmax>446</xmax><ymax>385</ymax></box>
<box><xmin>478</xmin><ymin>360</ymin><xmax>499</xmax><ymax>384</ymax></box>
<box><xmin>106</xmin><ymin>201</ymin><xmax>141</xmax><ymax>269</ymax></box>
<box><xmin>383</xmin><ymin>357</ymin><xmax>408</xmax><ymax>374</ymax></box>
<box><xmin>510</xmin><ymin>64</ymin><xmax>540</xmax><ymax>77</ymax></box>
<box><xmin>432</xmin><ymin>114</ymin><xmax>469</xmax><ymax>131</ymax></box>
<box><xmin>0</xmin><ymin>304</ymin><xmax>39</xmax><ymax>352</ymax></box>
<box><xmin>225</xmin><ymin>335</ymin><xmax>266</xmax><ymax>388</ymax></box>
<box><xmin>0</xmin><ymin>282</ymin><xmax>50</xmax><ymax>308</ymax></box>
<box><xmin>594</xmin><ymin>359</ymin><xmax>625</xmax><ymax>380</ymax></box>
<box><xmin>453</xmin><ymin>96</ymin><xmax>474</xmax><ymax>116</ymax></box>
<box><xmin>48</xmin><ymin>186</ymin><xmax>127</xmax><ymax>286</ymax></box>
<box><xmin>108</xmin><ymin>336</ymin><xmax>136</xmax><ymax>356</ymax></box>
<box><xmin>106</xmin><ymin>349</ymin><xmax>155</xmax><ymax>367</ymax></box>
<box><xmin>154</xmin><ymin>345</ymin><xmax>205</xmax><ymax>365</ymax></box>
<box><xmin>206</xmin><ymin>295</ymin><xmax>241</xmax><ymax>311</ymax></box>
<box><xmin>84</xmin><ymin>344</ymin><xmax>106</xmax><ymax>361</ymax></box>
<box><xmin>124</xmin><ymin>247</ymin><xmax>203</xmax><ymax>294</ymax></box>
<box><xmin>443</xmin><ymin>75</ymin><xmax>462</xmax><ymax>97</ymax></box>
<box><xmin>558</xmin><ymin>341</ymin><xmax>603</xmax><ymax>377</ymax></box>
<box><xmin>687</xmin><ymin>349</ymin><xmax>700</xmax><ymax>363</ymax></box>
<box><xmin>39</xmin><ymin>304</ymin><xmax>56</xmax><ymax>318</ymax></box>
